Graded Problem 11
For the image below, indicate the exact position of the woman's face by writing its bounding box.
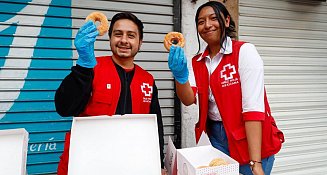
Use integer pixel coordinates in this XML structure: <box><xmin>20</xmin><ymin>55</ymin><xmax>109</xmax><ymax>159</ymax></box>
<box><xmin>197</xmin><ymin>6</ymin><xmax>228</xmax><ymax>46</ymax></box>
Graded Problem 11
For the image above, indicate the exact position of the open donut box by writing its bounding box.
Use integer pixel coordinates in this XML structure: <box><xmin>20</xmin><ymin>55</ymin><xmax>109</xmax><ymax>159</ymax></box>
<box><xmin>165</xmin><ymin>133</ymin><xmax>239</xmax><ymax>175</ymax></box>
<box><xmin>67</xmin><ymin>114</ymin><xmax>162</xmax><ymax>175</ymax></box>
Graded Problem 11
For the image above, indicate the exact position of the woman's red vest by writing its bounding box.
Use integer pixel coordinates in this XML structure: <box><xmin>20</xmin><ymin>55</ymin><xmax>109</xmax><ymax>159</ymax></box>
<box><xmin>192</xmin><ymin>41</ymin><xmax>284</xmax><ymax>165</ymax></box>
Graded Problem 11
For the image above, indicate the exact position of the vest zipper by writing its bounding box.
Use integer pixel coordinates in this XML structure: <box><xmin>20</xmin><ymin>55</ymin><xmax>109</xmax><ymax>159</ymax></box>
<box><xmin>122</xmin><ymin>71</ymin><xmax>128</xmax><ymax>114</ymax></box>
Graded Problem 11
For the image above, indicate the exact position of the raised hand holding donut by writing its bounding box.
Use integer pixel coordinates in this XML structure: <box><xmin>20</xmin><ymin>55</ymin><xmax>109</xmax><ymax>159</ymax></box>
<box><xmin>75</xmin><ymin>12</ymin><xmax>109</xmax><ymax>68</ymax></box>
<box><xmin>75</xmin><ymin>20</ymin><xmax>98</xmax><ymax>68</ymax></box>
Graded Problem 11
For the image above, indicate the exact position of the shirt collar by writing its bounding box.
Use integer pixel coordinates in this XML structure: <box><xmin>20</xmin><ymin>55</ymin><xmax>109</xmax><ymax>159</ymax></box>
<box><xmin>196</xmin><ymin>36</ymin><xmax>233</xmax><ymax>61</ymax></box>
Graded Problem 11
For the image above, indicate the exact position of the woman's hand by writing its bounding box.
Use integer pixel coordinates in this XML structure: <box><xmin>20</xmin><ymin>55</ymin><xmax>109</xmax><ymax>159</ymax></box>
<box><xmin>161</xmin><ymin>168</ymin><xmax>168</xmax><ymax>175</ymax></box>
<box><xmin>252</xmin><ymin>163</ymin><xmax>265</xmax><ymax>175</ymax></box>
<box><xmin>168</xmin><ymin>46</ymin><xmax>189</xmax><ymax>84</ymax></box>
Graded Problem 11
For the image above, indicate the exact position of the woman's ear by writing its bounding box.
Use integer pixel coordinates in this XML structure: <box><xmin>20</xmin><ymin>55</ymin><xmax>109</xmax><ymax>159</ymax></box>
<box><xmin>225</xmin><ymin>15</ymin><xmax>230</xmax><ymax>28</ymax></box>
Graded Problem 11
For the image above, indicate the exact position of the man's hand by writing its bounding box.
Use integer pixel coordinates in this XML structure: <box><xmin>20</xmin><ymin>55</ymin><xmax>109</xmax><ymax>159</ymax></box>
<box><xmin>168</xmin><ymin>46</ymin><xmax>189</xmax><ymax>84</ymax></box>
<box><xmin>75</xmin><ymin>21</ymin><xmax>99</xmax><ymax>68</ymax></box>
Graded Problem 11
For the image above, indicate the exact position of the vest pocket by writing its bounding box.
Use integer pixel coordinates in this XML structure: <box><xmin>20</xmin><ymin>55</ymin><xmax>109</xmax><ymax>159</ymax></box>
<box><xmin>230</xmin><ymin>127</ymin><xmax>249</xmax><ymax>164</ymax></box>
<box><xmin>84</xmin><ymin>90</ymin><xmax>113</xmax><ymax>116</ymax></box>
<box><xmin>92</xmin><ymin>91</ymin><xmax>112</xmax><ymax>104</ymax></box>
<box><xmin>262</xmin><ymin>115</ymin><xmax>284</xmax><ymax>155</ymax></box>
<box><xmin>271</xmin><ymin>117</ymin><xmax>285</xmax><ymax>143</ymax></box>
<box><xmin>231</xmin><ymin>127</ymin><xmax>246</xmax><ymax>141</ymax></box>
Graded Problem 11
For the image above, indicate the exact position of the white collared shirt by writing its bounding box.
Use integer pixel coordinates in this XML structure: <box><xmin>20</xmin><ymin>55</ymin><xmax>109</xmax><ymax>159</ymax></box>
<box><xmin>189</xmin><ymin>37</ymin><xmax>264</xmax><ymax>121</ymax></box>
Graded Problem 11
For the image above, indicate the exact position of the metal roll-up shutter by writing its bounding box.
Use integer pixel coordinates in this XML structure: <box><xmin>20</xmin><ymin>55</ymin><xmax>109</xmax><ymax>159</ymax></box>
<box><xmin>0</xmin><ymin>0</ymin><xmax>177</xmax><ymax>174</ymax></box>
<box><xmin>1</xmin><ymin>0</ymin><xmax>73</xmax><ymax>174</ymax></box>
<box><xmin>239</xmin><ymin>0</ymin><xmax>327</xmax><ymax>174</ymax></box>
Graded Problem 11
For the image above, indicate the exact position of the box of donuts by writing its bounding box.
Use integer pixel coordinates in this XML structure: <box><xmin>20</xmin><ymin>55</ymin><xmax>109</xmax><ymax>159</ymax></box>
<box><xmin>165</xmin><ymin>135</ymin><xmax>239</xmax><ymax>175</ymax></box>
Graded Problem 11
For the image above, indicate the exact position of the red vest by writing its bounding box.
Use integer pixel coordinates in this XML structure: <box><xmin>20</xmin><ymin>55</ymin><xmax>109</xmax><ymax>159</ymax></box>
<box><xmin>192</xmin><ymin>41</ymin><xmax>284</xmax><ymax>165</ymax></box>
<box><xmin>57</xmin><ymin>56</ymin><xmax>154</xmax><ymax>175</ymax></box>
<box><xmin>81</xmin><ymin>56</ymin><xmax>154</xmax><ymax>116</ymax></box>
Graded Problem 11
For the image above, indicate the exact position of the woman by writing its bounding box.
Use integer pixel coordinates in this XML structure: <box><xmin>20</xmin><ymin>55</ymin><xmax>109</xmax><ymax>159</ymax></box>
<box><xmin>168</xmin><ymin>1</ymin><xmax>284</xmax><ymax>175</ymax></box>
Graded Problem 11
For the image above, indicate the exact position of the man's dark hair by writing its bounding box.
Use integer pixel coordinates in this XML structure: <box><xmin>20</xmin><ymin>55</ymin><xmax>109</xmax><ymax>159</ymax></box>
<box><xmin>108</xmin><ymin>12</ymin><xmax>144</xmax><ymax>40</ymax></box>
<box><xmin>195</xmin><ymin>1</ymin><xmax>236</xmax><ymax>54</ymax></box>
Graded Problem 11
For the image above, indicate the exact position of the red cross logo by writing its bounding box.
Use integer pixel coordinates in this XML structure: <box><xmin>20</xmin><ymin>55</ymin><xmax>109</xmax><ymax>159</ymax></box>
<box><xmin>220</xmin><ymin>63</ymin><xmax>236</xmax><ymax>81</ymax></box>
<box><xmin>141</xmin><ymin>83</ymin><xmax>153</xmax><ymax>97</ymax></box>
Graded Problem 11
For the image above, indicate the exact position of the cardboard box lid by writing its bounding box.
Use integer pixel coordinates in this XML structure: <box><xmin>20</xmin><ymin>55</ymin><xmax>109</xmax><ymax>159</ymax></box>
<box><xmin>68</xmin><ymin>114</ymin><xmax>161</xmax><ymax>175</ymax></box>
<box><xmin>165</xmin><ymin>132</ymin><xmax>211</xmax><ymax>175</ymax></box>
<box><xmin>0</xmin><ymin>128</ymin><xmax>29</xmax><ymax>175</ymax></box>
<box><xmin>164</xmin><ymin>136</ymin><xmax>177</xmax><ymax>175</ymax></box>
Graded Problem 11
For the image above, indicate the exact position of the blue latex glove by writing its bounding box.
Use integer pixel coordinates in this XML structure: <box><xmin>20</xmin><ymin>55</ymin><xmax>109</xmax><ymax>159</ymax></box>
<box><xmin>75</xmin><ymin>21</ymin><xmax>99</xmax><ymax>68</ymax></box>
<box><xmin>168</xmin><ymin>46</ymin><xmax>189</xmax><ymax>84</ymax></box>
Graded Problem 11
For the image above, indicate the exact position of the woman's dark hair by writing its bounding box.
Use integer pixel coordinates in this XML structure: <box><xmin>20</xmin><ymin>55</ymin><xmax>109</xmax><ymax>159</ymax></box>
<box><xmin>195</xmin><ymin>1</ymin><xmax>236</xmax><ymax>54</ymax></box>
<box><xmin>108</xmin><ymin>12</ymin><xmax>144</xmax><ymax>40</ymax></box>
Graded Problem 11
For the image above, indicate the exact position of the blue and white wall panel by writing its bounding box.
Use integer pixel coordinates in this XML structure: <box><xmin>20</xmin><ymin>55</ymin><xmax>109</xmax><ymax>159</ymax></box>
<box><xmin>239</xmin><ymin>0</ymin><xmax>327</xmax><ymax>174</ymax></box>
<box><xmin>0</xmin><ymin>0</ymin><xmax>175</xmax><ymax>174</ymax></box>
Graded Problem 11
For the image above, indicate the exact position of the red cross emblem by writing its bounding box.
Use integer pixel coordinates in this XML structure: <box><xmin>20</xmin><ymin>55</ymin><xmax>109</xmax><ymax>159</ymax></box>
<box><xmin>220</xmin><ymin>63</ymin><xmax>236</xmax><ymax>81</ymax></box>
<box><xmin>141</xmin><ymin>83</ymin><xmax>153</xmax><ymax>97</ymax></box>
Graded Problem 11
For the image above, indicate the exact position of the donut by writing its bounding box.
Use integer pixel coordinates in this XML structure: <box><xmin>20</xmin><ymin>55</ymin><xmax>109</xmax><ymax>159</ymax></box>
<box><xmin>85</xmin><ymin>12</ymin><xmax>109</xmax><ymax>36</ymax></box>
<box><xmin>197</xmin><ymin>165</ymin><xmax>209</xmax><ymax>169</ymax></box>
<box><xmin>209</xmin><ymin>158</ymin><xmax>228</xmax><ymax>167</ymax></box>
<box><xmin>164</xmin><ymin>32</ymin><xmax>185</xmax><ymax>51</ymax></box>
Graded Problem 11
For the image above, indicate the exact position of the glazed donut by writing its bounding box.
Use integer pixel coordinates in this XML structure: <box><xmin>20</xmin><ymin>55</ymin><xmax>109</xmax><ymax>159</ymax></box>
<box><xmin>209</xmin><ymin>158</ymin><xmax>228</xmax><ymax>167</ymax></box>
<box><xmin>164</xmin><ymin>32</ymin><xmax>185</xmax><ymax>51</ymax></box>
<box><xmin>85</xmin><ymin>12</ymin><xmax>109</xmax><ymax>36</ymax></box>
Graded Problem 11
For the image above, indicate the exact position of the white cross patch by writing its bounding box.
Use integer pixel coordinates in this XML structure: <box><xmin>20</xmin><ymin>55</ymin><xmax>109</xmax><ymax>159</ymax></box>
<box><xmin>141</xmin><ymin>83</ymin><xmax>153</xmax><ymax>97</ymax></box>
<box><xmin>220</xmin><ymin>63</ymin><xmax>236</xmax><ymax>81</ymax></box>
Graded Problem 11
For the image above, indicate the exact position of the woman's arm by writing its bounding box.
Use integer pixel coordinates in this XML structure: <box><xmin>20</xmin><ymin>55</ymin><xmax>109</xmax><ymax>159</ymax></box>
<box><xmin>239</xmin><ymin>43</ymin><xmax>265</xmax><ymax>174</ymax></box>
<box><xmin>245</xmin><ymin>121</ymin><xmax>264</xmax><ymax>174</ymax></box>
<box><xmin>175</xmin><ymin>81</ymin><xmax>196</xmax><ymax>106</ymax></box>
<box><xmin>168</xmin><ymin>46</ymin><xmax>196</xmax><ymax>106</ymax></box>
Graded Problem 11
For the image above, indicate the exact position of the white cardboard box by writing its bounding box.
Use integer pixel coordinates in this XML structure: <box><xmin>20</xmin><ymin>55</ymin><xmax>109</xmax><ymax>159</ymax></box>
<box><xmin>165</xmin><ymin>134</ymin><xmax>239</xmax><ymax>175</ymax></box>
<box><xmin>68</xmin><ymin>114</ymin><xmax>161</xmax><ymax>175</ymax></box>
<box><xmin>164</xmin><ymin>136</ymin><xmax>178</xmax><ymax>175</ymax></box>
<box><xmin>0</xmin><ymin>128</ymin><xmax>29</xmax><ymax>175</ymax></box>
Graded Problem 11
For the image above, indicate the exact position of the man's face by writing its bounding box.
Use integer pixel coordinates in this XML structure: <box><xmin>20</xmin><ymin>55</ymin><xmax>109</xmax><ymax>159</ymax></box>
<box><xmin>110</xmin><ymin>19</ymin><xmax>142</xmax><ymax>60</ymax></box>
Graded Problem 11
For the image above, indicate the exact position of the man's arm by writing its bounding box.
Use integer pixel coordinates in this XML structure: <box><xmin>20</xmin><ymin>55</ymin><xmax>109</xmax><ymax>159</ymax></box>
<box><xmin>150</xmin><ymin>82</ymin><xmax>165</xmax><ymax>169</ymax></box>
<box><xmin>55</xmin><ymin>65</ymin><xmax>93</xmax><ymax>117</ymax></box>
<box><xmin>55</xmin><ymin>20</ymin><xmax>98</xmax><ymax>117</ymax></box>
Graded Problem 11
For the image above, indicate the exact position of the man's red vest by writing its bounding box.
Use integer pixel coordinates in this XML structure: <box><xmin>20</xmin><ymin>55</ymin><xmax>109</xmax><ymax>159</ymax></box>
<box><xmin>57</xmin><ymin>56</ymin><xmax>154</xmax><ymax>175</ymax></box>
<box><xmin>192</xmin><ymin>41</ymin><xmax>284</xmax><ymax>165</ymax></box>
<box><xmin>81</xmin><ymin>56</ymin><xmax>154</xmax><ymax>116</ymax></box>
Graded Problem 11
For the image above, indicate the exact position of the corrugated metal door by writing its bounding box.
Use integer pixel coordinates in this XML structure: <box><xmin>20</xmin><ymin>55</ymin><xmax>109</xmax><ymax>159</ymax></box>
<box><xmin>239</xmin><ymin>0</ymin><xmax>327</xmax><ymax>174</ymax></box>
<box><xmin>0</xmin><ymin>0</ymin><xmax>176</xmax><ymax>174</ymax></box>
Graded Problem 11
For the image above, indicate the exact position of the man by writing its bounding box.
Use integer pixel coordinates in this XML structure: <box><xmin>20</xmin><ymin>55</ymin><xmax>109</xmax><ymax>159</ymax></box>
<box><xmin>55</xmin><ymin>12</ymin><xmax>166</xmax><ymax>175</ymax></box>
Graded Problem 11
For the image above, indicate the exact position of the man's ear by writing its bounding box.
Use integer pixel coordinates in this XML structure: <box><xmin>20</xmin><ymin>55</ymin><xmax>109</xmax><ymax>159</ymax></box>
<box><xmin>138</xmin><ymin>40</ymin><xmax>143</xmax><ymax>50</ymax></box>
<box><xmin>225</xmin><ymin>15</ymin><xmax>230</xmax><ymax>28</ymax></box>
